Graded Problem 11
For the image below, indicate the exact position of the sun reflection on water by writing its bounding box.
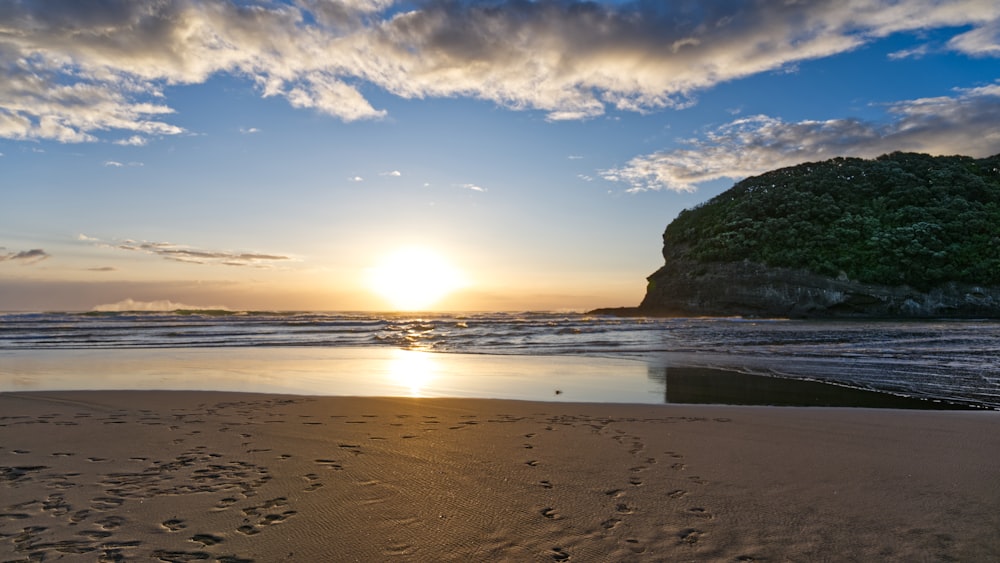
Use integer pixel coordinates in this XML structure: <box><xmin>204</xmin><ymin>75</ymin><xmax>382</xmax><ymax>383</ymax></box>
<box><xmin>386</xmin><ymin>349</ymin><xmax>438</xmax><ymax>397</ymax></box>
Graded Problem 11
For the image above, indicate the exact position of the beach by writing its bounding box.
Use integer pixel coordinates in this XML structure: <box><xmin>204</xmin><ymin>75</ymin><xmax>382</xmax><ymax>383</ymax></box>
<box><xmin>2</xmin><ymin>391</ymin><xmax>998</xmax><ymax>562</ymax></box>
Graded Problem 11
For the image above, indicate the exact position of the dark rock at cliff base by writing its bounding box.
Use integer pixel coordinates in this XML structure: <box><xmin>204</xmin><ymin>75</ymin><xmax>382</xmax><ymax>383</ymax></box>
<box><xmin>628</xmin><ymin>152</ymin><xmax>1000</xmax><ymax>318</ymax></box>
<box><xmin>637</xmin><ymin>257</ymin><xmax>1000</xmax><ymax>318</ymax></box>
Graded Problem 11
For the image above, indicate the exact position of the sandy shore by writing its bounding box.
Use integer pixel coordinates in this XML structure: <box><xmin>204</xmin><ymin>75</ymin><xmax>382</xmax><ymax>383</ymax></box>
<box><xmin>1</xmin><ymin>391</ymin><xmax>998</xmax><ymax>562</ymax></box>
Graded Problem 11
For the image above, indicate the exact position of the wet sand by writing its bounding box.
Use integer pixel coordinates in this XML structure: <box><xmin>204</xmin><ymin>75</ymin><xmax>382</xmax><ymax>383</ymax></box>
<box><xmin>1</xmin><ymin>391</ymin><xmax>998</xmax><ymax>561</ymax></box>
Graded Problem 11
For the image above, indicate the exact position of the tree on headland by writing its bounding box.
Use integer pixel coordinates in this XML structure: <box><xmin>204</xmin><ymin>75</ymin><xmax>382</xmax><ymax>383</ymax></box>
<box><xmin>663</xmin><ymin>152</ymin><xmax>1000</xmax><ymax>291</ymax></box>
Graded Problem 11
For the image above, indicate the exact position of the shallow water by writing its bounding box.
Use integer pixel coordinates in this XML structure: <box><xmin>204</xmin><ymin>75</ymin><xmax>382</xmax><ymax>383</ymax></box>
<box><xmin>0</xmin><ymin>347</ymin><xmax>971</xmax><ymax>409</ymax></box>
<box><xmin>1</xmin><ymin>311</ymin><xmax>998</xmax><ymax>409</ymax></box>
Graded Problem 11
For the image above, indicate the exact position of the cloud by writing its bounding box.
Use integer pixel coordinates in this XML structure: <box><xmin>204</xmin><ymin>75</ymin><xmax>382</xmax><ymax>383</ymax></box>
<box><xmin>87</xmin><ymin>266</ymin><xmax>117</xmax><ymax>272</ymax></box>
<box><xmin>948</xmin><ymin>19</ymin><xmax>1000</xmax><ymax>57</ymax></box>
<box><xmin>602</xmin><ymin>82</ymin><xmax>1000</xmax><ymax>192</ymax></box>
<box><xmin>239</xmin><ymin>127</ymin><xmax>260</xmax><ymax>134</ymax></box>
<box><xmin>0</xmin><ymin>248</ymin><xmax>50</xmax><ymax>265</ymax></box>
<box><xmin>114</xmin><ymin>135</ymin><xmax>147</xmax><ymax>146</ymax></box>
<box><xmin>0</xmin><ymin>1</ymin><xmax>996</xmax><ymax>142</ymax></box>
<box><xmin>83</xmin><ymin>236</ymin><xmax>293</xmax><ymax>267</ymax></box>
<box><xmin>458</xmin><ymin>183</ymin><xmax>487</xmax><ymax>193</ymax></box>
<box><xmin>380</xmin><ymin>170</ymin><xmax>401</xmax><ymax>177</ymax></box>
<box><xmin>348</xmin><ymin>175</ymin><xmax>364</xmax><ymax>182</ymax></box>
<box><xmin>92</xmin><ymin>298</ymin><xmax>229</xmax><ymax>312</ymax></box>
<box><xmin>103</xmin><ymin>160</ymin><xmax>143</xmax><ymax>167</ymax></box>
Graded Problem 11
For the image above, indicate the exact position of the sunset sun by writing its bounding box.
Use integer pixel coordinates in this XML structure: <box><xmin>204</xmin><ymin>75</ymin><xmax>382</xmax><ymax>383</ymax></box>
<box><xmin>367</xmin><ymin>247</ymin><xmax>466</xmax><ymax>311</ymax></box>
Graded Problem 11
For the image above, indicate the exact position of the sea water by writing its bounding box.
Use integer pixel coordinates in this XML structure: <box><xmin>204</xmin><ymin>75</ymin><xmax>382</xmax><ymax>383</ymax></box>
<box><xmin>1</xmin><ymin>311</ymin><xmax>997</xmax><ymax>409</ymax></box>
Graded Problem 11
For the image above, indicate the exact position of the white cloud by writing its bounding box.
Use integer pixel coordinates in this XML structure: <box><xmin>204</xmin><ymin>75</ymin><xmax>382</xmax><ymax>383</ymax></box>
<box><xmin>239</xmin><ymin>127</ymin><xmax>260</xmax><ymax>134</ymax></box>
<box><xmin>888</xmin><ymin>44</ymin><xmax>932</xmax><ymax>60</ymax></box>
<box><xmin>602</xmin><ymin>82</ymin><xmax>1000</xmax><ymax>192</ymax></box>
<box><xmin>948</xmin><ymin>20</ymin><xmax>1000</xmax><ymax>57</ymax></box>
<box><xmin>103</xmin><ymin>160</ymin><xmax>143</xmax><ymax>168</ymax></box>
<box><xmin>114</xmin><ymin>135</ymin><xmax>147</xmax><ymax>146</ymax></box>
<box><xmin>348</xmin><ymin>175</ymin><xmax>364</xmax><ymax>182</ymax></box>
<box><xmin>458</xmin><ymin>183</ymin><xmax>487</xmax><ymax>193</ymax></box>
<box><xmin>380</xmin><ymin>170</ymin><xmax>401</xmax><ymax>177</ymax></box>
<box><xmin>0</xmin><ymin>0</ymin><xmax>997</xmax><ymax>143</ymax></box>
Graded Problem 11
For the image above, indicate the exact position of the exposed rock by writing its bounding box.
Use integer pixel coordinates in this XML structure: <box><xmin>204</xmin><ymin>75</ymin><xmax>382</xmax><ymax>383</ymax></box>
<box><xmin>636</xmin><ymin>254</ymin><xmax>1000</xmax><ymax>318</ymax></box>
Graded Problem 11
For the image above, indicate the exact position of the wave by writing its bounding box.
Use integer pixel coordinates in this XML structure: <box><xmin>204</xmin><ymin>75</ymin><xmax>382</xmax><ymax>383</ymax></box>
<box><xmin>1</xmin><ymin>311</ymin><xmax>998</xmax><ymax>408</ymax></box>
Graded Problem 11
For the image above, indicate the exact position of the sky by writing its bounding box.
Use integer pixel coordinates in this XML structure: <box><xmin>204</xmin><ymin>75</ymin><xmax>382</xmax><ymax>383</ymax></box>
<box><xmin>1</xmin><ymin>0</ymin><xmax>999</xmax><ymax>312</ymax></box>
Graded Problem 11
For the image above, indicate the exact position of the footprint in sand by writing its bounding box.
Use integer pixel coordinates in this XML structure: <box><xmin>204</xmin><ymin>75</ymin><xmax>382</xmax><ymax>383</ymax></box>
<box><xmin>259</xmin><ymin>511</ymin><xmax>297</xmax><ymax>526</ymax></box>
<box><xmin>539</xmin><ymin>480</ymin><xmax>553</xmax><ymax>489</ymax></box>
<box><xmin>237</xmin><ymin>525</ymin><xmax>260</xmax><ymax>536</ymax></box>
<box><xmin>688</xmin><ymin>507</ymin><xmax>714</xmax><ymax>519</ymax></box>
<box><xmin>91</xmin><ymin>496</ymin><xmax>125</xmax><ymax>511</ymax></box>
<box><xmin>314</xmin><ymin>459</ymin><xmax>343</xmax><ymax>470</ymax></box>
<box><xmin>601</xmin><ymin>517</ymin><xmax>622</xmax><ymax>530</ymax></box>
<box><xmin>190</xmin><ymin>533</ymin><xmax>224</xmax><ymax>546</ymax></box>
<box><xmin>0</xmin><ymin>513</ymin><xmax>30</xmax><ymax>521</ymax></box>
<box><xmin>77</xmin><ymin>529</ymin><xmax>112</xmax><ymax>540</ymax></box>
<box><xmin>549</xmin><ymin>547</ymin><xmax>570</xmax><ymax>561</ymax></box>
<box><xmin>626</xmin><ymin>538</ymin><xmax>647</xmax><ymax>554</ymax></box>
<box><xmin>540</xmin><ymin>507</ymin><xmax>561</xmax><ymax>520</ymax></box>
<box><xmin>161</xmin><ymin>519</ymin><xmax>187</xmax><ymax>532</ymax></box>
<box><xmin>668</xmin><ymin>489</ymin><xmax>688</xmax><ymax>499</ymax></box>
<box><xmin>96</xmin><ymin>515</ymin><xmax>126</xmax><ymax>530</ymax></box>
<box><xmin>152</xmin><ymin>549</ymin><xmax>212</xmax><ymax>561</ymax></box>
<box><xmin>214</xmin><ymin>497</ymin><xmax>238</xmax><ymax>510</ymax></box>
<box><xmin>679</xmin><ymin>528</ymin><xmax>704</xmax><ymax>544</ymax></box>
<box><xmin>525</xmin><ymin>460</ymin><xmax>540</xmax><ymax>467</ymax></box>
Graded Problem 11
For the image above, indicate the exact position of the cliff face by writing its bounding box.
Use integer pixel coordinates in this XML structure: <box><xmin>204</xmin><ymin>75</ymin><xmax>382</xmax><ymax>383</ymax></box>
<box><xmin>632</xmin><ymin>152</ymin><xmax>1000</xmax><ymax>318</ymax></box>
<box><xmin>639</xmin><ymin>249</ymin><xmax>1000</xmax><ymax>318</ymax></box>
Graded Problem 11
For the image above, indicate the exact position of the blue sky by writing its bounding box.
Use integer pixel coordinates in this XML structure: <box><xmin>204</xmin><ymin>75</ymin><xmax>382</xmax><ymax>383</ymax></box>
<box><xmin>1</xmin><ymin>0</ymin><xmax>999</xmax><ymax>311</ymax></box>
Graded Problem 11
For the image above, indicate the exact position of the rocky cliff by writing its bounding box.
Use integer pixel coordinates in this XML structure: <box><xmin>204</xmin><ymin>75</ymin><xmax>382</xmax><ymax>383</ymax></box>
<box><xmin>623</xmin><ymin>152</ymin><xmax>1000</xmax><ymax>318</ymax></box>
<box><xmin>638</xmin><ymin>251</ymin><xmax>1000</xmax><ymax>318</ymax></box>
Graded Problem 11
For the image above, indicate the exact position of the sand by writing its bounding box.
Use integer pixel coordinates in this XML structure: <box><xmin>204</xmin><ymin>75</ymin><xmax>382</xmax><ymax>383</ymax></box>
<box><xmin>1</xmin><ymin>391</ymin><xmax>998</xmax><ymax>562</ymax></box>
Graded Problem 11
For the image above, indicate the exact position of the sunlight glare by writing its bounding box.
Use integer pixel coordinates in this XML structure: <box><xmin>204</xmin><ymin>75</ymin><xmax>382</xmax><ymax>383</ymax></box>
<box><xmin>367</xmin><ymin>247</ymin><xmax>466</xmax><ymax>311</ymax></box>
<box><xmin>387</xmin><ymin>350</ymin><xmax>438</xmax><ymax>397</ymax></box>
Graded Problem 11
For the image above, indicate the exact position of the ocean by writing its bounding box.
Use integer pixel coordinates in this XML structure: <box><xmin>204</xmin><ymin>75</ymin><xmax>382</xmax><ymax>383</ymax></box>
<box><xmin>1</xmin><ymin>311</ymin><xmax>998</xmax><ymax>409</ymax></box>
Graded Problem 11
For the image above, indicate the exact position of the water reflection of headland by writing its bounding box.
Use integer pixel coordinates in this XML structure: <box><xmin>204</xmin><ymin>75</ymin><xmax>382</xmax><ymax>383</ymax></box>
<box><xmin>648</xmin><ymin>366</ymin><xmax>975</xmax><ymax>409</ymax></box>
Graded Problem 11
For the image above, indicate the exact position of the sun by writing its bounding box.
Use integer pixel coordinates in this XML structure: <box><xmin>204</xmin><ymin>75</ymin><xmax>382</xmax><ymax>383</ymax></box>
<box><xmin>367</xmin><ymin>247</ymin><xmax>466</xmax><ymax>311</ymax></box>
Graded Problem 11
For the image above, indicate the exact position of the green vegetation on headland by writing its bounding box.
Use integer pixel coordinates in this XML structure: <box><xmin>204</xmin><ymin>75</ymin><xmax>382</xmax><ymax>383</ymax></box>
<box><xmin>664</xmin><ymin>152</ymin><xmax>1000</xmax><ymax>291</ymax></box>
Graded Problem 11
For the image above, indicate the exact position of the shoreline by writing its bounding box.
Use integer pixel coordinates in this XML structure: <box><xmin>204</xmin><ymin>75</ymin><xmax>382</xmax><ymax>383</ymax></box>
<box><xmin>4</xmin><ymin>346</ymin><xmax>993</xmax><ymax>410</ymax></box>
<box><xmin>2</xmin><ymin>390</ymin><xmax>998</xmax><ymax>561</ymax></box>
